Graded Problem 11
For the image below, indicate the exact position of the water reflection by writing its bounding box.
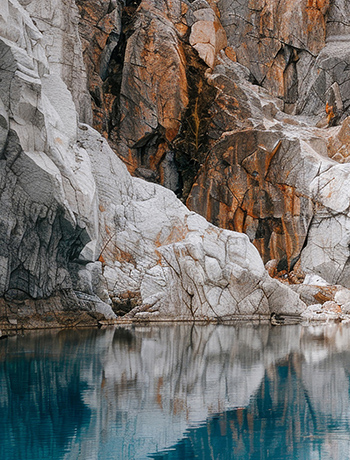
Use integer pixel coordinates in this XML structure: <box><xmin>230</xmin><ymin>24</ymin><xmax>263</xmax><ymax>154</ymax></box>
<box><xmin>1</xmin><ymin>324</ymin><xmax>350</xmax><ymax>459</ymax></box>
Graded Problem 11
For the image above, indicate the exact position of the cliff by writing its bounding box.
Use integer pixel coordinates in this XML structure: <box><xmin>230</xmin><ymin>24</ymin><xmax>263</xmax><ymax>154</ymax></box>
<box><xmin>84</xmin><ymin>0</ymin><xmax>350</xmax><ymax>280</ymax></box>
<box><xmin>2</xmin><ymin>0</ymin><xmax>350</xmax><ymax>328</ymax></box>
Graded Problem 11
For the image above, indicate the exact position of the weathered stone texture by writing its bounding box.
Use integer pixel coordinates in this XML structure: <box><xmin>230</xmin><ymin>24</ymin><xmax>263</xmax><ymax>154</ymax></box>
<box><xmin>71</xmin><ymin>0</ymin><xmax>350</xmax><ymax>288</ymax></box>
<box><xmin>7</xmin><ymin>0</ymin><xmax>350</xmax><ymax>325</ymax></box>
<box><xmin>215</xmin><ymin>0</ymin><xmax>350</xmax><ymax>121</ymax></box>
<box><xmin>0</xmin><ymin>289</ymin><xmax>115</xmax><ymax>331</ymax></box>
<box><xmin>326</xmin><ymin>0</ymin><xmax>350</xmax><ymax>38</ymax></box>
<box><xmin>1</xmin><ymin>3</ymin><xmax>75</xmax><ymax>296</ymax></box>
<box><xmin>0</xmin><ymin>0</ymin><xmax>113</xmax><ymax>325</ymax></box>
<box><xmin>0</xmin><ymin>0</ymin><xmax>308</xmax><ymax>325</ymax></box>
<box><xmin>79</xmin><ymin>125</ymin><xmax>305</xmax><ymax>319</ymax></box>
<box><xmin>73</xmin><ymin>0</ymin><xmax>350</xmax><ymax>289</ymax></box>
<box><xmin>190</xmin><ymin>58</ymin><xmax>350</xmax><ymax>285</ymax></box>
<box><xmin>217</xmin><ymin>0</ymin><xmax>330</xmax><ymax>111</ymax></box>
<box><xmin>18</xmin><ymin>0</ymin><xmax>93</xmax><ymax>124</ymax></box>
<box><xmin>115</xmin><ymin>1</ymin><xmax>189</xmax><ymax>178</ymax></box>
<box><xmin>76</xmin><ymin>0</ymin><xmax>227</xmax><ymax>191</ymax></box>
<box><xmin>75</xmin><ymin>0</ymin><xmax>122</xmax><ymax>134</ymax></box>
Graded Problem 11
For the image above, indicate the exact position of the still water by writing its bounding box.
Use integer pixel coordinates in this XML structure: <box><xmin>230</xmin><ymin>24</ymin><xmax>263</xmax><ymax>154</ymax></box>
<box><xmin>1</xmin><ymin>324</ymin><xmax>350</xmax><ymax>459</ymax></box>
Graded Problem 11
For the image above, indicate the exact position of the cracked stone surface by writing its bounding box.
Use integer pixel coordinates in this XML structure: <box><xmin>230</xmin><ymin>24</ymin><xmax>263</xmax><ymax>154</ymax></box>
<box><xmin>17</xmin><ymin>0</ymin><xmax>93</xmax><ymax>124</ymax></box>
<box><xmin>5</xmin><ymin>0</ymin><xmax>350</xmax><ymax>326</ymax></box>
<box><xmin>0</xmin><ymin>0</ymin><xmax>113</xmax><ymax>327</ymax></box>
<box><xmin>75</xmin><ymin>0</ymin><xmax>226</xmax><ymax>189</ymax></box>
<box><xmin>0</xmin><ymin>0</ymin><xmax>307</xmax><ymax>326</ymax></box>
<box><xmin>79</xmin><ymin>124</ymin><xmax>305</xmax><ymax>319</ymax></box>
<box><xmin>184</xmin><ymin>52</ymin><xmax>350</xmax><ymax>286</ymax></box>
<box><xmin>218</xmin><ymin>0</ymin><xmax>330</xmax><ymax>98</ymax></box>
<box><xmin>71</xmin><ymin>0</ymin><xmax>350</xmax><ymax>291</ymax></box>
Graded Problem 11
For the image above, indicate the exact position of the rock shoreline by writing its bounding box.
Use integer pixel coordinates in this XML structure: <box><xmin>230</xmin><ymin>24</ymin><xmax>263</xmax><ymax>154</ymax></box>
<box><xmin>1</xmin><ymin>303</ymin><xmax>349</xmax><ymax>334</ymax></box>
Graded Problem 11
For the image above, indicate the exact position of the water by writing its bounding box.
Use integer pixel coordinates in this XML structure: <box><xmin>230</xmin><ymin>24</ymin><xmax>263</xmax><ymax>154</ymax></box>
<box><xmin>1</xmin><ymin>324</ymin><xmax>350</xmax><ymax>460</ymax></box>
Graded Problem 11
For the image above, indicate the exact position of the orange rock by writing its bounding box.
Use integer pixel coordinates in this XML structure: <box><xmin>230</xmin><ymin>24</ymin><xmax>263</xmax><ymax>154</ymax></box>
<box><xmin>187</xmin><ymin>118</ymin><xmax>313</xmax><ymax>266</ymax></box>
<box><xmin>313</xmin><ymin>286</ymin><xmax>337</xmax><ymax>304</ymax></box>
<box><xmin>225</xmin><ymin>46</ymin><xmax>237</xmax><ymax>62</ymax></box>
<box><xmin>326</xmin><ymin>102</ymin><xmax>335</xmax><ymax>125</ymax></box>
<box><xmin>114</xmin><ymin>3</ymin><xmax>189</xmax><ymax>178</ymax></box>
<box><xmin>175</xmin><ymin>22</ymin><xmax>188</xmax><ymax>37</ymax></box>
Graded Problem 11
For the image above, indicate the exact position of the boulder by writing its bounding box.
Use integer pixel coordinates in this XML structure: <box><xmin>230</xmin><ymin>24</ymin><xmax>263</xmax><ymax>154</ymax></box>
<box><xmin>79</xmin><ymin>125</ymin><xmax>306</xmax><ymax>319</ymax></box>
<box><xmin>189</xmin><ymin>0</ymin><xmax>227</xmax><ymax>69</ymax></box>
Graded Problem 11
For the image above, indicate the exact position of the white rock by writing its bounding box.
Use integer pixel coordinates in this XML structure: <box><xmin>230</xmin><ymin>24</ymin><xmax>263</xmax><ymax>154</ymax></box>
<box><xmin>303</xmin><ymin>274</ymin><xmax>331</xmax><ymax>286</ymax></box>
<box><xmin>205</xmin><ymin>256</ymin><xmax>223</xmax><ymax>283</ymax></box>
<box><xmin>335</xmin><ymin>288</ymin><xmax>350</xmax><ymax>306</ymax></box>
<box><xmin>186</xmin><ymin>212</ymin><xmax>209</xmax><ymax>231</ymax></box>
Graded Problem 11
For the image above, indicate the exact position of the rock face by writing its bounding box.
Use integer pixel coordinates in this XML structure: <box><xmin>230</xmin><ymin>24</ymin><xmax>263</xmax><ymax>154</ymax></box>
<box><xmin>75</xmin><ymin>0</ymin><xmax>224</xmax><ymax>190</ymax></box>
<box><xmin>0</xmin><ymin>0</ymin><xmax>307</xmax><ymax>328</ymax></box>
<box><xmin>199</xmin><ymin>1</ymin><xmax>350</xmax><ymax>284</ymax></box>
<box><xmin>218</xmin><ymin>0</ymin><xmax>331</xmax><ymax>111</ymax></box>
<box><xmin>116</xmin><ymin>0</ymin><xmax>189</xmax><ymax>180</ymax></box>
<box><xmin>5</xmin><ymin>0</ymin><xmax>350</xmax><ymax>326</ymax></box>
<box><xmin>19</xmin><ymin>0</ymin><xmax>93</xmax><ymax>123</ymax></box>
<box><xmin>84</xmin><ymin>0</ymin><xmax>350</xmax><ymax>289</ymax></box>
<box><xmin>71</xmin><ymin>0</ymin><xmax>350</xmax><ymax>290</ymax></box>
<box><xmin>0</xmin><ymin>0</ymin><xmax>113</xmax><ymax>327</ymax></box>
<box><xmin>79</xmin><ymin>125</ymin><xmax>304</xmax><ymax>320</ymax></box>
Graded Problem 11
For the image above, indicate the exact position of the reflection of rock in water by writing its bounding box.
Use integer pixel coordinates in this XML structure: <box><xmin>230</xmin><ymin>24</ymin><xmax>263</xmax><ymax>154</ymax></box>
<box><xmin>150</xmin><ymin>325</ymin><xmax>350</xmax><ymax>460</ymax></box>
<box><xmin>150</xmin><ymin>361</ymin><xmax>350</xmax><ymax>460</ymax></box>
<box><xmin>2</xmin><ymin>325</ymin><xmax>350</xmax><ymax>459</ymax></box>
<box><xmin>112</xmin><ymin>327</ymin><xmax>135</xmax><ymax>346</ymax></box>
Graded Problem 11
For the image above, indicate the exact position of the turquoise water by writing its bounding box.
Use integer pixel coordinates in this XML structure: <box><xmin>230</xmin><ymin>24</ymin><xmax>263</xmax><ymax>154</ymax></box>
<box><xmin>1</xmin><ymin>324</ymin><xmax>350</xmax><ymax>459</ymax></box>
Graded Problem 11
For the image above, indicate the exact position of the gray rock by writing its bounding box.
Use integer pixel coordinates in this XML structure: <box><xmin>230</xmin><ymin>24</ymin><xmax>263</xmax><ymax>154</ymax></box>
<box><xmin>79</xmin><ymin>125</ymin><xmax>306</xmax><ymax>319</ymax></box>
<box><xmin>341</xmin><ymin>302</ymin><xmax>350</xmax><ymax>315</ymax></box>
<box><xmin>18</xmin><ymin>0</ymin><xmax>93</xmax><ymax>124</ymax></box>
<box><xmin>0</xmin><ymin>0</ymin><xmax>310</xmax><ymax>325</ymax></box>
